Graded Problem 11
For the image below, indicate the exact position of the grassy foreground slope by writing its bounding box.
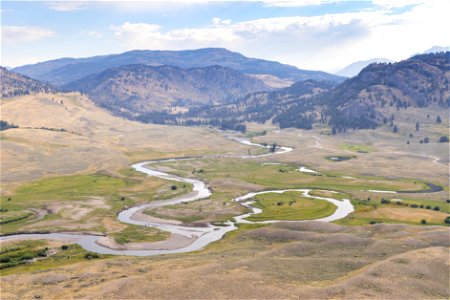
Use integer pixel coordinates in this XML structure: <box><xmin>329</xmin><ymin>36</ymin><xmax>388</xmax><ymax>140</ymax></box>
<box><xmin>1</xmin><ymin>222</ymin><xmax>448</xmax><ymax>299</ymax></box>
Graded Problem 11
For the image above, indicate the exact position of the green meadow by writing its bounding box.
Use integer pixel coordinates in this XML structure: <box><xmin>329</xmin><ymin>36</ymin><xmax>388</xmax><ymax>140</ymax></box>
<box><xmin>245</xmin><ymin>191</ymin><xmax>336</xmax><ymax>221</ymax></box>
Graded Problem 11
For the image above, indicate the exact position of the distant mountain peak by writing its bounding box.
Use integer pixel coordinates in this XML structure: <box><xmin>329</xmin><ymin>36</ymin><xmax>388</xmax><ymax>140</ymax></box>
<box><xmin>336</xmin><ymin>58</ymin><xmax>394</xmax><ymax>78</ymax></box>
<box><xmin>423</xmin><ymin>46</ymin><xmax>450</xmax><ymax>54</ymax></box>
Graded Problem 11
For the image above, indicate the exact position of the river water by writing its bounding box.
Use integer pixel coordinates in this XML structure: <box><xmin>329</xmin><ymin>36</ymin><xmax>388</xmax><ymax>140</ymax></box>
<box><xmin>0</xmin><ymin>136</ymin><xmax>355</xmax><ymax>256</ymax></box>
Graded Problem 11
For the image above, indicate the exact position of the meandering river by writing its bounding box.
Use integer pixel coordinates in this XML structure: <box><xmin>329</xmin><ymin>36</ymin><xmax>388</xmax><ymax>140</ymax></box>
<box><xmin>0</xmin><ymin>135</ymin><xmax>355</xmax><ymax>256</ymax></box>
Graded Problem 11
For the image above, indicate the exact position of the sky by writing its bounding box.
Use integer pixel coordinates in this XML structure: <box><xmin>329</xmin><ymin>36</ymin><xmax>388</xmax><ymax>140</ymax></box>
<box><xmin>1</xmin><ymin>0</ymin><xmax>449</xmax><ymax>72</ymax></box>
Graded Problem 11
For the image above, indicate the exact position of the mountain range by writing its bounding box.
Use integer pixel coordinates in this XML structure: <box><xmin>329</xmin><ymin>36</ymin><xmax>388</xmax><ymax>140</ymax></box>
<box><xmin>180</xmin><ymin>52</ymin><xmax>449</xmax><ymax>131</ymax></box>
<box><xmin>12</xmin><ymin>48</ymin><xmax>344</xmax><ymax>86</ymax></box>
<box><xmin>2</xmin><ymin>50</ymin><xmax>448</xmax><ymax>133</ymax></box>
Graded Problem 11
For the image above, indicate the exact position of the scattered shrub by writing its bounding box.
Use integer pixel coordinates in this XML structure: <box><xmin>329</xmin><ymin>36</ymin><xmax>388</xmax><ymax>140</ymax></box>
<box><xmin>410</xmin><ymin>204</ymin><xmax>419</xmax><ymax>208</ymax></box>
<box><xmin>433</xmin><ymin>206</ymin><xmax>440</xmax><ymax>211</ymax></box>
<box><xmin>0</xmin><ymin>213</ymin><xmax>33</xmax><ymax>225</ymax></box>
<box><xmin>84</xmin><ymin>252</ymin><xmax>99</xmax><ymax>260</ymax></box>
<box><xmin>61</xmin><ymin>245</ymin><xmax>69</xmax><ymax>250</ymax></box>
<box><xmin>438</xmin><ymin>136</ymin><xmax>449</xmax><ymax>143</ymax></box>
<box><xmin>19</xmin><ymin>255</ymin><xmax>33</xmax><ymax>261</ymax></box>
<box><xmin>421</xmin><ymin>219</ymin><xmax>427</xmax><ymax>225</ymax></box>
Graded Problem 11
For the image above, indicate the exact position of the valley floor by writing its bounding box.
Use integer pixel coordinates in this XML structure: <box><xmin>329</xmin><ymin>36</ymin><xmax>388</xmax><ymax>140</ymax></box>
<box><xmin>1</xmin><ymin>93</ymin><xmax>449</xmax><ymax>299</ymax></box>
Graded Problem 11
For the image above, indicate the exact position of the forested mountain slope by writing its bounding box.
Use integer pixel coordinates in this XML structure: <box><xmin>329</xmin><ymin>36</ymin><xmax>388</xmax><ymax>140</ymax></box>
<box><xmin>63</xmin><ymin>64</ymin><xmax>270</xmax><ymax>116</ymax></box>
<box><xmin>0</xmin><ymin>67</ymin><xmax>57</xmax><ymax>98</ymax></box>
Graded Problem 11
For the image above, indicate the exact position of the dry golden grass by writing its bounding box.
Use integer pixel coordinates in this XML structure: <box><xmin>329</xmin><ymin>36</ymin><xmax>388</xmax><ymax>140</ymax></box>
<box><xmin>1</xmin><ymin>222</ymin><xmax>448</xmax><ymax>299</ymax></box>
<box><xmin>249</xmin><ymin>74</ymin><xmax>293</xmax><ymax>88</ymax></box>
<box><xmin>250</xmin><ymin>114</ymin><xmax>448</xmax><ymax>189</ymax></box>
<box><xmin>358</xmin><ymin>206</ymin><xmax>448</xmax><ymax>224</ymax></box>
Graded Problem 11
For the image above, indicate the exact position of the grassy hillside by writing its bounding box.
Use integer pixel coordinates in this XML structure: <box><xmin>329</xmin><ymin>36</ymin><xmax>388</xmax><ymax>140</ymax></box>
<box><xmin>0</xmin><ymin>92</ymin><xmax>253</xmax><ymax>186</ymax></box>
<box><xmin>0</xmin><ymin>67</ymin><xmax>56</xmax><ymax>98</ymax></box>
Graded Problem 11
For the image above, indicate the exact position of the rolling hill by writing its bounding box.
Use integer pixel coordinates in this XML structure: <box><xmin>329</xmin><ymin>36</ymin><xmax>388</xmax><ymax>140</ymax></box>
<box><xmin>0</xmin><ymin>67</ymin><xmax>57</xmax><ymax>98</ymax></box>
<box><xmin>13</xmin><ymin>48</ymin><xmax>344</xmax><ymax>86</ymax></box>
<box><xmin>0</xmin><ymin>92</ymin><xmax>251</xmax><ymax>184</ymax></box>
<box><xmin>63</xmin><ymin>64</ymin><xmax>270</xmax><ymax>118</ymax></box>
<box><xmin>185</xmin><ymin>80</ymin><xmax>336</xmax><ymax>129</ymax></box>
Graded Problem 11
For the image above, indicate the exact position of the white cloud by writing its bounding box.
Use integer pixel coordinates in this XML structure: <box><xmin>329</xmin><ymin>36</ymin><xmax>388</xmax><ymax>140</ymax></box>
<box><xmin>84</xmin><ymin>30</ymin><xmax>104</xmax><ymax>38</ymax></box>
<box><xmin>112</xmin><ymin>13</ymin><xmax>371</xmax><ymax>48</ymax></box>
<box><xmin>212</xmin><ymin>18</ymin><xmax>232</xmax><ymax>25</ymax></box>
<box><xmin>110</xmin><ymin>0</ymin><xmax>450</xmax><ymax>72</ymax></box>
<box><xmin>45</xmin><ymin>1</ymin><xmax>88</xmax><ymax>12</ymax></box>
<box><xmin>371</xmin><ymin>0</ymin><xmax>424</xmax><ymax>9</ymax></box>
<box><xmin>111</xmin><ymin>21</ymin><xmax>239</xmax><ymax>49</ymax></box>
<box><xmin>1</xmin><ymin>26</ymin><xmax>56</xmax><ymax>45</ymax></box>
<box><xmin>262</xmin><ymin>0</ymin><xmax>339</xmax><ymax>7</ymax></box>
